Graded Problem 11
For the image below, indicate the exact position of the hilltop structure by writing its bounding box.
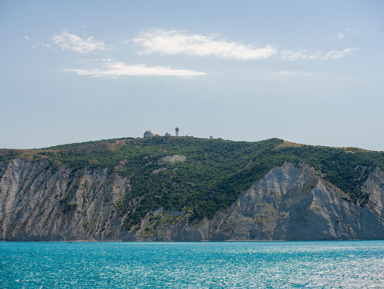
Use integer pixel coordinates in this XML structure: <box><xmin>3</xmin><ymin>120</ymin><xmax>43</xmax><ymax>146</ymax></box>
<box><xmin>143</xmin><ymin>129</ymin><xmax>183</xmax><ymax>138</ymax></box>
<box><xmin>143</xmin><ymin>130</ymin><xmax>155</xmax><ymax>138</ymax></box>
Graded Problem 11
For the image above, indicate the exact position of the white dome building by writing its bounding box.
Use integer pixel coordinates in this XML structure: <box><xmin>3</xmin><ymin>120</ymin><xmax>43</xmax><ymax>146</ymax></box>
<box><xmin>165</xmin><ymin>132</ymin><xmax>172</xmax><ymax>136</ymax></box>
<box><xmin>143</xmin><ymin>130</ymin><xmax>155</xmax><ymax>138</ymax></box>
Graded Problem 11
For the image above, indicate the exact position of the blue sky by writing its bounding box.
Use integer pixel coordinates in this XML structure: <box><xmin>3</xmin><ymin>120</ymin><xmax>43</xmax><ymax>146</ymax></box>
<box><xmin>1</xmin><ymin>0</ymin><xmax>383</xmax><ymax>150</ymax></box>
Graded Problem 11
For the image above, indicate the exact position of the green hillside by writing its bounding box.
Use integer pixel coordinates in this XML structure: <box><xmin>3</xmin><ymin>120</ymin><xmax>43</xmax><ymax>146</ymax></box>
<box><xmin>1</xmin><ymin>137</ymin><xmax>384</xmax><ymax>229</ymax></box>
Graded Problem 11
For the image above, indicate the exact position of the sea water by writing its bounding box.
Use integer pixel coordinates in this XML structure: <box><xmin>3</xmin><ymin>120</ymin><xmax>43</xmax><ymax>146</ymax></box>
<box><xmin>1</xmin><ymin>241</ymin><xmax>384</xmax><ymax>288</ymax></box>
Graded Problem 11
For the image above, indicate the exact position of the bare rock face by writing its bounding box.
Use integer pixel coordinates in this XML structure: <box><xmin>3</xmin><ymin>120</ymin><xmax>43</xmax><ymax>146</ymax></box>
<box><xmin>362</xmin><ymin>167</ymin><xmax>384</xmax><ymax>218</ymax></box>
<box><xmin>202</xmin><ymin>163</ymin><xmax>384</xmax><ymax>241</ymax></box>
<box><xmin>0</xmin><ymin>159</ymin><xmax>133</xmax><ymax>241</ymax></box>
<box><xmin>159</xmin><ymin>155</ymin><xmax>187</xmax><ymax>165</ymax></box>
<box><xmin>1</xmin><ymin>159</ymin><xmax>384</xmax><ymax>241</ymax></box>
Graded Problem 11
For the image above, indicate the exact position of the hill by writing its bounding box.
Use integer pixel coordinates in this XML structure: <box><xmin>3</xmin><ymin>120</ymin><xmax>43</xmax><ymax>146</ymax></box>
<box><xmin>1</xmin><ymin>137</ymin><xmax>384</xmax><ymax>241</ymax></box>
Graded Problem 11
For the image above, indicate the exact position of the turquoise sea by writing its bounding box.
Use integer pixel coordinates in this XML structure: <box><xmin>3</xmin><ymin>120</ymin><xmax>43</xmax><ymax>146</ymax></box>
<box><xmin>1</xmin><ymin>241</ymin><xmax>384</xmax><ymax>288</ymax></box>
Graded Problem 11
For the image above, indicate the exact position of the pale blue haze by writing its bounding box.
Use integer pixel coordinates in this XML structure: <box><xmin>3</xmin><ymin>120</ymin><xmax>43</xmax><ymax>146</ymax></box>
<box><xmin>0</xmin><ymin>1</ymin><xmax>383</xmax><ymax>150</ymax></box>
<box><xmin>1</xmin><ymin>241</ymin><xmax>384</xmax><ymax>288</ymax></box>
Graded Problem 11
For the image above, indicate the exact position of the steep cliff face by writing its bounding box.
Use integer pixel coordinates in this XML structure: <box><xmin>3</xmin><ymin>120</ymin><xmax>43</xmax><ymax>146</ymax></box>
<box><xmin>0</xmin><ymin>159</ymin><xmax>133</xmax><ymax>241</ymax></box>
<box><xmin>1</xmin><ymin>159</ymin><xmax>384</xmax><ymax>241</ymax></box>
<box><xmin>204</xmin><ymin>163</ymin><xmax>384</xmax><ymax>240</ymax></box>
<box><xmin>362</xmin><ymin>167</ymin><xmax>384</xmax><ymax>218</ymax></box>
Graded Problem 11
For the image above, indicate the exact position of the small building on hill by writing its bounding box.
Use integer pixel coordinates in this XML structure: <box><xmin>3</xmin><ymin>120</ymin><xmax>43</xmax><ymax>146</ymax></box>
<box><xmin>144</xmin><ymin>130</ymin><xmax>155</xmax><ymax>138</ymax></box>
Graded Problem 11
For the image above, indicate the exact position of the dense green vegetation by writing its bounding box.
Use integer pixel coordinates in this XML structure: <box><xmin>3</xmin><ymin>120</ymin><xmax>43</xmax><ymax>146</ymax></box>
<box><xmin>1</xmin><ymin>137</ymin><xmax>384</xmax><ymax>229</ymax></box>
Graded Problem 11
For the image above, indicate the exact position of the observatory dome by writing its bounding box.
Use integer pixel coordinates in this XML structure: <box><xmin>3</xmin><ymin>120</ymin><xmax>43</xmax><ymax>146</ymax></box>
<box><xmin>144</xmin><ymin>130</ymin><xmax>155</xmax><ymax>138</ymax></box>
<box><xmin>165</xmin><ymin>132</ymin><xmax>172</xmax><ymax>136</ymax></box>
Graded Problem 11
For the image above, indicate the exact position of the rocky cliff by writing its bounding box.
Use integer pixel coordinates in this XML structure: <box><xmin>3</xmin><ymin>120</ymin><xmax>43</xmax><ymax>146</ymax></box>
<box><xmin>0</xmin><ymin>159</ymin><xmax>133</xmax><ymax>241</ymax></box>
<box><xmin>1</xmin><ymin>159</ymin><xmax>384</xmax><ymax>241</ymax></box>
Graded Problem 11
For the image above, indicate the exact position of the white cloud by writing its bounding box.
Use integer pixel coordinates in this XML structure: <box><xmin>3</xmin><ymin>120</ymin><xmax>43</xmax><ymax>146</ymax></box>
<box><xmin>21</xmin><ymin>35</ymin><xmax>51</xmax><ymax>48</ymax></box>
<box><xmin>281</xmin><ymin>48</ymin><xmax>357</xmax><ymax>61</ymax></box>
<box><xmin>132</xmin><ymin>28</ymin><xmax>277</xmax><ymax>60</ymax></box>
<box><xmin>53</xmin><ymin>31</ymin><xmax>106</xmax><ymax>53</ymax></box>
<box><xmin>337</xmin><ymin>28</ymin><xmax>358</xmax><ymax>40</ymax></box>
<box><xmin>65</xmin><ymin>61</ymin><xmax>206</xmax><ymax>78</ymax></box>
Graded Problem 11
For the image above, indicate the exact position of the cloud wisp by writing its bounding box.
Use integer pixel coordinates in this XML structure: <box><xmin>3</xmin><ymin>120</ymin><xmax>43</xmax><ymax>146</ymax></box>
<box><xmin>281</xmin><ymin>48</ymin><xmax>357</xmax><ymax>61</ymax></box>
<box><xmin>21</xmin><ymin>35</ymin><xmax>51</xmax><ymax>49</ymax></box>
<box><xmin>65</xmin><ymin>61</ymin><xmax>206</xmax><ymax>78</ymax></box>
<box><xmin>337</xmin><ymin>28</ymin><xmax>357</xmax><ymax>40</ymax></box>
<box><xmin>132</xmin><ymin>29</ymin><xmax>277</xmax><ymax>60</ymax></box>
<box><xmin>53</xmin><ymin>32</ymin><xmax>106</xmax><ymax>53</ymax></box>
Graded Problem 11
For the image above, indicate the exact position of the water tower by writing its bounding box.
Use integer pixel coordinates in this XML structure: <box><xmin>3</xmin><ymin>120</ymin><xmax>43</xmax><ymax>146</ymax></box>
<box><xmin>175</xmin><ymin>127</ymin><xmax>179</xmax><ymax>137</ymax></box>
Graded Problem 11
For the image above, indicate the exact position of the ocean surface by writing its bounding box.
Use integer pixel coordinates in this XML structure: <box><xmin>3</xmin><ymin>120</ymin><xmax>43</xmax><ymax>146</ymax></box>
<box><xmin>1</xmin><ymin>241</ymin><xmax>384</xmax><ymax>288</ymax></box>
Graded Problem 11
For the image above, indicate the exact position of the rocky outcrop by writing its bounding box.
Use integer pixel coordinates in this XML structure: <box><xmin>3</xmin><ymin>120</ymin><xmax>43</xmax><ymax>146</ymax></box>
<box><xmin>0</xmin><ymin>159</ymin><xmax>133</xmax><ymax>241</ymax></box>
<box><xmin>1</xmin><ymin>159</ymin><xmax>384</xmax><ymax>241</ymax></box>
<box><xmin>362</xmin><ymin>167</ymin><xmax>384</xmax><ymax>218</ymax></box>
<box><xmin>159</xmin><ymin>155</ymin><xmax>186</xmax><ymax>164</ymax></box>
<box><xmin>203</xmin><ymin>163</ymin><xmax>384</xmax><ymax>240</ymax></box>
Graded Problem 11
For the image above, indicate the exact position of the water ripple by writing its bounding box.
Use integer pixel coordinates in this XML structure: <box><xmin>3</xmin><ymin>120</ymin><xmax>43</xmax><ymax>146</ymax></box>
<box><xmin>1</xmin><ymin>241</ymin><xmax>384</xmax><ymax>288</ymax></box>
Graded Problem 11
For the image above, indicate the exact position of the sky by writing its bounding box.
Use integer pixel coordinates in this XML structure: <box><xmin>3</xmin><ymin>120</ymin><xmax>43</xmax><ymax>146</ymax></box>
<box><xmin>1</xmin><ymin>0</ymin><xmax>383</xmax><ymax>150</ymax></box>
